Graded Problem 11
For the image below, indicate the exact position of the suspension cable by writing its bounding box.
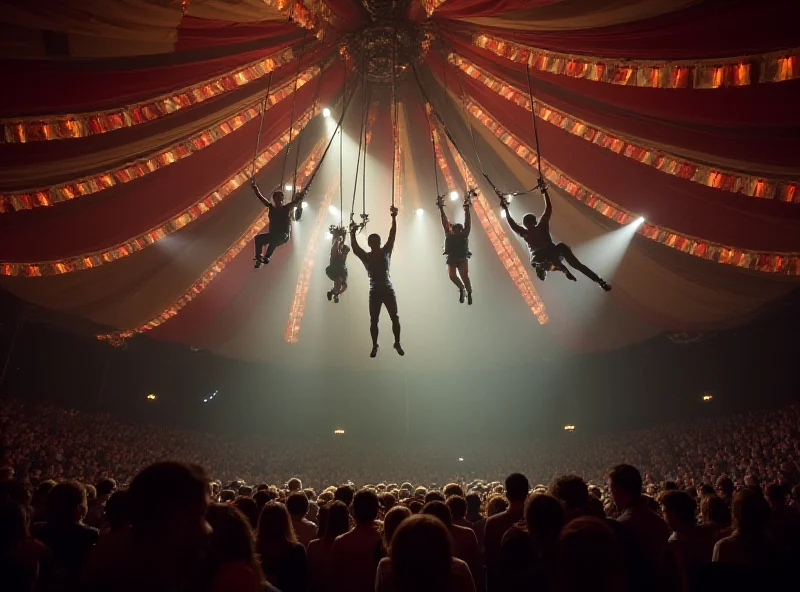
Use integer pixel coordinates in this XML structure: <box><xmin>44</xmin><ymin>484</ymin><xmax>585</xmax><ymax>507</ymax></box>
<box><xmin>250</xmin><ymin>69</ymin><xmax>275</xmax><ymax>179</ymax></box>
<box><xmin>339</xmin><ymin>64</ymin><xmax>345</xmax><ymax>227</ymax></box>
<box><xmin>446</xmin><ymin>45</ymin><xmax>488</xmax><ymax>181</ymax></box>
<box><xmin>428</xmin><ymin>103</ymin><xmax>441</xmax><ymax>198</ymax></box>
<box><xmin>361</xmin><ymin>75</ymin><xmax>368</xmax><ymax>221</ymax></box>
<box><xmin>390</xmin><ymin>30</ymin><xmax>398</xmax><ymax>209</ymax></box>
<box><xmin>281</xmin><ymin>30</ymin><xmax>309</xmax><ymax>188</ymax></box>
<box><xmin>291</xmin><ymin>55</ymin><xmax>325</xmax><ymax>199</ymax></box>
<box><xmin>349</xmin><ymin>62</ymin><xmax>368</xmax><ymax>222</ymax></box>
<box><xmin>525</xmin><ymin>61</ymin><xmax>545</xmax><ymax>188</ymax></box>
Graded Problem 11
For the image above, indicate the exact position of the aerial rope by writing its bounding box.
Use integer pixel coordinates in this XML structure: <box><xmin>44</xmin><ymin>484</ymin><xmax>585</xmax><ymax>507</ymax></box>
<box><xmin>339</xmin><ymin>66</ymin><xmax>345</xmax><ymax>229</ymax></box>
<box><xmin>525</xmin><ymin>61</ymin><xmax>546</xmax><ymax>192</ymax></box>
<box><xmin>349</xmin><ymin>59</ymin><xmax>370</xmax><ymax>229</ymax></box>
<box><xmin>250</xmin><ymin>69</ymin><xmax>275</xmax><ymax>179</ymax></box>
<box><xmin>281</xmin><ymin>30</ymin><xmax>310</xmax><ymax>194</ymax></box>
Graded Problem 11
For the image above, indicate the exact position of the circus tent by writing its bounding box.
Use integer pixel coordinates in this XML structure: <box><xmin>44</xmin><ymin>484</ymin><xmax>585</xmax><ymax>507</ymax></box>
<box><xmin>0</xmin><ymin>0</ymin><xmax>798</xmax><ymax>370</ymax></box>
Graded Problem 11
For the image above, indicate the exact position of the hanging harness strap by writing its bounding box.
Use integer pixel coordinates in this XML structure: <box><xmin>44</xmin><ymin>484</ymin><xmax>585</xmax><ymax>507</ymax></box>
<box><xmin>281</xmin><ymin>30</ymin><xmax>310</xmax><ymax>190</ymax></box>
<box><xmin>250</xmin><ymin>69</ymin><xmax>275</xmax><ymax>179</ymax></box>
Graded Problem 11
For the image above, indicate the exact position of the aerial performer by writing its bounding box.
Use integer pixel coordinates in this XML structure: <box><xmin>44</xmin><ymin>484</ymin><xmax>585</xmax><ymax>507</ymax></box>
<box><xmin>350</xmin><ymin>206</ymin><xmax>404</xmax><ymax>358</ymax></box>
<box><xmin>501</xmin><ymin>186</ymin><xmax>611</xmax><ymax>291</ymax></box>
<box><xmin>251</xmin><ymin>179</ymin><xmax>305</xmax><ymax>268</ymax></box>
<box><xmin>326</xmin><ymin>227</ymin><xmax>350</xmax><ymax>303</ymax></box>
<box><xmin>437</xmin><ymin>193</ymin><xmax>473</xmax><ymax>304</ymax></box>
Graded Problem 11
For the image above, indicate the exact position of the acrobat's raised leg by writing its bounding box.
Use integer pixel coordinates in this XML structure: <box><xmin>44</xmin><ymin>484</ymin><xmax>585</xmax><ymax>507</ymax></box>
<box><xmin>447</xmin><ymin>264</ymin><xmax>465</xmax><ymax>303</ymax></box>
<box><xmin>555</xmin><ymin>243</ymin><xmax>611</xmax><ymax>291</ymax></box>
<box><xmin>456</xmin><ymin>260</ymin><xmax>473</xmax><ymax>305</ymax></box>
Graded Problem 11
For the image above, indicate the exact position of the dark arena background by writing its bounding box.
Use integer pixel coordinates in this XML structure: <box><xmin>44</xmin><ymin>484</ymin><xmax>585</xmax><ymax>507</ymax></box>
<box><xmin>1</xmin><ymin>1</ymin><xmax>799</xmax><ymax>591</ymax></box>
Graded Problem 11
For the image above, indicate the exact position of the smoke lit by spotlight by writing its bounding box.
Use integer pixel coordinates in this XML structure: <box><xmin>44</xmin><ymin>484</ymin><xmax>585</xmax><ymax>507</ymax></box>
<box><xmin>416</xmin><ymin>208</ymin><xmax>424</xmax><ymax>216</ymax></box>
<box><xmin>302</xmin><ymin>201</ymin><xmax>309</xmax><ymax>208</ymax></box>
<box><xmin>328</xmin><ymin>205</ymin><xmax>338</xmax><ymax>215</ymax></box>
<box><xmin>325</xmin><ymin>232</ymin><xmax>333</xmax><ymax>240</ymax></box>
<box><xmin>449</xmin><ymin>191</ymin><xmax>459</xmax><ymax>201</ymax></box>
<box><xmin>284</xmin><ymin>184</ymin><xmax>293</xmax><ymax>191</ymax></box>
<box><xmin>322</xmin><ymin>107</ymin><xmax>331</xmax><ymax>118</ymax></box>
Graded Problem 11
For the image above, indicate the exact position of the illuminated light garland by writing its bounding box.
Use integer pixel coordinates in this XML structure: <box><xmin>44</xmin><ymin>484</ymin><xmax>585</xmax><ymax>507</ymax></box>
<box><xmin>97</xmin><ymin>135</ymin><xmax>328</xmax><ymax>343</ymax></box>
<box><xmin>421</xmin><ymin>0</ymin><xmax>447</xmax><ymax>17</ymax></box>
<box><xmin>284</xmin><ymin>173</ymin><xmax>339</xmax><ymax>344</ymax></box>
<box><xmin>1</xmin><ymin>105</ymin><xmax>319</xmax><ymax>278</ymax></box>
<box><xmin>449</xmin><ymin>55</ymin><xmax>798</xmax><ymax>203</ymax></box>
<box><xmin>464</xmin><ymin>97</ymin><xmax>800</xmax><ymax>276</ymax></box>
<box><xmin>284</xmin><ymin>100</ymin><xmax>378</xmax><ymax>344</ymax></box>
<box><xmin>426</xmin><ymin>107</ymin><xmax>548</xmax><ymax>323</ymax></box>
<box><xmin>1</xmin><ymin>44</ymin><xmax>305</xmax><ymax>143</ymax></box>
<box><xmin>0</xmin><ymin>67</ymin><xmax>322</xmax><ymax>213</ymax></box>
<box><xmin>473</xmin><ymin>32</ymin><xmax>800</xmax><ymax>88</ymax></box>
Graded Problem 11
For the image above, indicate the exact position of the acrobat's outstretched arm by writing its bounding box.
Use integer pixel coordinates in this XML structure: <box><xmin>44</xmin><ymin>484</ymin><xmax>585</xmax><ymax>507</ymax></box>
<box><xmin>251</xmin><ymin>179</ymin><xmax>272</xmax><ymax>210</ymax></box>
<box><xmin>349</xmin><ymin>222</ymin><xmax>366</xmax><ymax>261</ymax></box>
<box><xmin>438</xmin><ymin>200</ymin><xmax>450</xmax><ymax>234</ymax></box>
<box><xmin>539</xmin><ymin>187</ymin><xmax>553</xmax><ymax>228</ymax></box>
<box><xmin>463</xmin><ymin>200</ymin><xmax>472</xmax><ymax>237</ymax></box>
<box><xmin>502</xmin><ymin>201</ymin><xmax>526</xmax><ymax>237</ymax></box>
<box><xmin>385</xmin><ymin>206</ymin><xmax>398</xmax><ymax>254</ymax></box>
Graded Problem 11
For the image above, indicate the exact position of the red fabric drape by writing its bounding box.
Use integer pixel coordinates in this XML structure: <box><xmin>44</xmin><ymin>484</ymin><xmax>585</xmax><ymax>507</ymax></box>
<box><xmin>323</xmin><ymin>0</ymin><xmax>369</xmax><ymax>32</ymax></box>
<box><xmin>436</xmin><ymin>0</ymin><xmax>561</xmax><ymax>19</ymax></box>
<box><xmin>442</xmin><ymin>0</ymin><xmax>799</xmax><ymax>59</ymax></box>
<box><xmin>176</xmin><ymin>19</ymin><xmax>299</xmax><ymax>51</ymax></box>
<box><xmin>0</xmin><ymin>62</ymin><xmax>343</xmax><ymax>261</ymax></box>
<box><xmin>438</xmin><ymin>40</ymin><xmax>800</xmax><ymax>167</ymax></box>
<box><xmin>1</xmin><ymin>35</ymin><xmax>302</xmax><ymax>115</ymax></box>
<box><xmin>442</xmin><ymin>68</ymin><xmax>800</xmax><ymax>251</ymax></box>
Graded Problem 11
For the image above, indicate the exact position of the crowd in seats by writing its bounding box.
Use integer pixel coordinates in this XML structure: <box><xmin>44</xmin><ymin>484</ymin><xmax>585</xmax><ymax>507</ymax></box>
<box><xmin>1</xmin><ymin>398</ymin><xmax>800</xmax><ymax>591</ymax></box>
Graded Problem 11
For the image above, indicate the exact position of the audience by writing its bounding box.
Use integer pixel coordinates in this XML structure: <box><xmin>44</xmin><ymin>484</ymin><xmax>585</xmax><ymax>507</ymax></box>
<box><xmin>308</xmin><ymin>501</ymin><xmax>351</xmax><ymax>592</ymax></box>
<box><xmin>483</xmin><ymin>472</ymin><xmax>528</xmax><ymax>591</ymax></box>
<box><xmin>287</xmin><ymin>492</ymin><xmax>318</xmax><ymax>548</ymax></box>
<box><xmin>257</xmin><ymin>502</ymin><xmax>308</xmax><ymax>592</ymax></box>
<box><xmin>331</xmin><ymin>489</ymin><xmax>382</xmax><ymax>592</ymax></box>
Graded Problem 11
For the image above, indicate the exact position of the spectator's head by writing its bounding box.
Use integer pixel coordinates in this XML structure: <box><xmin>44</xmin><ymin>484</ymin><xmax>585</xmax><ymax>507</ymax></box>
<box><xmin>379</xmin><ymin>492</ymin><xmax>397</xmax><ymax>513</ymax></box>
<box><xmin>732</xmin><ymin>489</ymin><xmax>770</xmax><ymax>538</ymax></box>
<box><xmin>253</xmin><ymin>490</ymin><xmax>271</xmax><ymax>510</ymax></box>
<box><xmin>352</xmin><ymin>489</ymin><xmax>379</xmax><ymax>525</ymax></box>
<box><xmin>232</xmin><ymin>496</ymin><xmax>260</xmax><ymax>529</ymax></box>
<box><xmin>0</xmin><ymin>499</ymin><xmax>28</xmax><ymax>551</ymax></box>
<box><xmin>487</xmin><ymin>494</ymin><xmax>509</xmax><ymax>517</ymax></box>
<box><xmin>765</xmin><ymin>483</ymin><xmax>787</xmax><ymax>508</ymax></box>
<box><xmin>31</xmin><ymin>480</ymin><xmax>56</xmax><ymax>512</ymax></box>
<box><xmin>550</xmin><ymin>475</ymin><xmax>589</xmax><ymax>519</ymax></box>
<box><xmin>557</xmin><ymin>517</ymin><xmax>624</xmax><ymax>592</ymax></box>
<box><xmin>422</xmin><ymin>500</ymin><xmax>453</xmax><ymax>528</ymax></box>
<box><xmin>334</xmin><ymin>485</ymin><xmax>355</xmax><ymax>507</ymax></box>
<box><xmin>128</xmin><ymin>462</ymin><xmax>210</xmax><ymax>548</ymax></box>
<box><xmin>465</xmin><ymin>492</ymin><xmax>481</xmax><ymax>517</ymax></box>
<box><xmin>525</xmin><ymin>494</ymin><xmax>564</xmax><ymax>544</ymax></box>
<box><xmin>443</xmin><ymin>483</ymin><xmax>464</xmax><ymax>499</ymax></box>
<box><xmin>700</xmin><ymin>494</ymin><xmax>731</xmax><ymax>527</ymax></box>
<box><xmin>699</xmin><ymin>484</ymin><xmax>715</xmax><ymax>497</ymax></box>
<box><xmin>219</xmin><ymin>489</ymin><xmax>236</xmax><ymax>503</ymax></box>
<box><xmin>608</xmin><ymin>464</ymin><xmax>643</xmax><ymax>510</ymax></box>
<box><xmin>104</xmin><ymin>489</ymin><xmax>130</xmax><ymax>531</ymax></box>
<box><xmin>84</xmin><ymin>484</ymin><xmax>97</xmax><ymax>501</ymax></box>
<box><xmin>744</xmin><ymin>474</ymin><xmax>760</xmax><ymax>491</ymax></box>
<box><xmin>286</xmin><ymin>492</ymin><xmax>309</xmax><ymax>519</ymax></box>
<box><xmin>414</xmin><ymin>486</ymin><xmax>427</xmax><ymax>500</ymax></box>
<box><xmin>257</xmin><ymin>502</ymin><xmax>296</xmax><ymax>546</ymax></box>
<box><xmin>96</xmin><ymin>478</ymin><xmax>117</xmax><ymax>500</ymax></box>
<box><xmin>384</xmin><ymin>505</ymin><xmax>411</xmax><ymax>547</ymax></box>
<box><xmin>46</xmin><ymin>481</ymin><xmax>87</xmax><ymax>524</ymax></box>
<box><xmin>206</xmin><ymin>503</ymin><xmax>265</xmax><ymax>585</ymax></box>
<box><xmin>446</xmin><ymin>496</ymin><xmax>467</xmax><ymax>522</ymax></box>
<box><xmin>287</xmin><ymin>478</ymin><xmax>302</xmax><ymax>492</ymax></box>
<box><xmin>588</xmin><ymin>486</ymin><xmax>602</xmax><ymax>500</ymax></box>
<box><xmin>715</xmin><ymin>476</ymin><xmax>734</xmax><ymax>498</ymax></box>
<box><xmin>390</xmin><ymin>514</ymin><xmax>454</xmax><ymax>592</ymax></box>
<box><xmin>303</xmin><ymin>488</ymin><xmax>316</xmax><ymax>502</ymax></box>
<box><xmin>424</xmin><ymin>490</ymin><xmax>445</xmax><ymax>504</ymax></box>
<box><xmin>238</xmin><ymin>485</ymin><xmax>253</xmax><ymax>498</ymax></box>
<box><xmin>660</xmin><ymin>490</ymin><xmax>697</xmax><ymax>533</ymax></box>
<box><xmin>505</xmin><ymin>473</ymin><xmax>530</xmax><ymax>503</ymax></box>
<box><xmin>324</xmin><ymin>501</ymin><xmax>350</xmax><ymax>541</ymax></box>
<box><xmin>408</xmin><ymin>500</ymin><xmax>423</xmax><ymax>514</ymax></box>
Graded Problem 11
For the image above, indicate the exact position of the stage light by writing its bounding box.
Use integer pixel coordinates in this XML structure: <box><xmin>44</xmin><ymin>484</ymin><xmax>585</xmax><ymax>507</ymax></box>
<box><xmin>322</xmin><ymin>107</ymin><xmax>331</xmax><ymax>118</ymax></box>
<box><xmin>328</xmin><ymin>205</ymin><xmax>338</xmax><ymax>215</ymax></box>
<box><xmin>324</xmin><ymin>232</ymin><xmax>333</xmax><ymax>240</ymax></box>
<box><xmin>146</xmin><ymin>394</ymin><xmax>156</xmax><ymax>401</ymax></box>
<box><xmin>458</xmin><ymin>457</ymin><xmax>464</xmax><ymax>462</ymax></box>
<box><xmin>564</xmin><ymin>425</ymin><xmax>575</xmax><ymax>431</ymax></box>
<box><xmin>703</xmin><ymin>394</ymin><xmax>713</xmax><ymax>401</ymax></box>
<box><xmin>633</xmin><ymin>216</ymin><xmax>645</xmax><ymax>227</ymax></box>
<box><xmin>284</xmin><ymin>184</ymin><xmax>293</xmax><ymax>191</ymax></box>
<box><xmin>449</xmin><ymin>191</ymin><xmax>459</xmax><ymax>201</ymax></box>
<box><xmin>203</xmin><ymin>398</ymin><xmax>208</xmax><ymax>403</ymax></box>
<box><xmin>500</xmin><ymin>209</ymin><xmax>507</xmax><ymax>218</ymax></box>
<box><xmin>334</xmin><ymin>429</ymin><xmax>345</xmax><ymax>435</ymax></box>
<box><xmin>302</xmin><ymin>201</ymin><xmax>308</xmax><ymax>208</ymax></box>
<box><xmin>416</xmin><ymin>208</ymin><xmax>424</xmax><ymax>216</ymax></box>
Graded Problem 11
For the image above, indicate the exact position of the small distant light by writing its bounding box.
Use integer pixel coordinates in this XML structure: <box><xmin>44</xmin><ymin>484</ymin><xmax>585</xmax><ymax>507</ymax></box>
<box><xmin>302</xmin><ymin>201</ymin><xmax>308</xmax><ymax>208</ymax></box>
<box><xmin>334</xmin><ymin>429</ymin><xmax>345</xmax><ymax>435</ymax></box>
<box><xmin>323</xmin><ymin>107</ymin><xmax>331</xmax><ymax>118</ymax></box>
<box><xmin>203</xmin><ymin>398</ymin><xmax>208</xmax><ymax>403</ymax></box>
<box><xmin>458</xmin><ymin>457</ymin><xmax>464</xmax><ymax>462</ymax></box>
<box><xmin>328</xmin><ymin>205</ymin><xmax>338</xmax><ymax>215</ymax></box>
<box><xmin>703</xmin><ymin>394</ymin><xmax>713</xmax><ymax>401</ymax></box>
<box><xmin>416</xmin><ymin>208</ymin><xmax>424</xmax><ymax>216</ymax></box>
<box><xmin>284</xmin><ymin>184</ymin><xmax>293</xmax><ymax>191</ymax></box>
<box><xmin>449</xmin><ymin>191</ymin><xmax>459</xmax><ymax>201</ymax></box>
<box><xmin>325</xmin><ymin>232</ymin><xmax>333</xmax><ymax>240</ymax></box>
<box><xmin>500</xmin><ymin>209</ymin><xmax>507</xmax><ymax>218</ymax></box>
<box><xmin>564</xmin><ymin>425</ymin><xmax>575</xmax><ymax>431</ymax></box>
<box><xmin>146</xmin><ymin>394</ymin><xmax>156</xmax><ymax>401</ymax></box>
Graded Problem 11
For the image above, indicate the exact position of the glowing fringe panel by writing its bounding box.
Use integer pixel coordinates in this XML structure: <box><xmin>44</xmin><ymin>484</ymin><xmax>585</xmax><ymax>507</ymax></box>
<box><xmin>0</xmin><ymin>67</ymin><xmax>322</xmax><ymax>213</ymax></box>
<box><xmin>284</xmin><ymin>101</ymin><xmax>379</xmax><ymax>344</ymax></box>
<box><xmin>1</xmin><ymin>105</ymin><xmax>320</xmax><ymax>278</ymax></box>
<box><xmin>427</xmin><ymin>107</ymin><xmax>548</xmax><ymax>323</ymax></box>
<box><xmin>449</xmin><ymin>55</ymin><xmax>798</xmax><ymax>203</ymax></box>
<box><xmin>1</xmin><ymin>44</ymin><xmax>302</xmax><ymax>143</ymax></box>
<box><xmin>284</xmin><ymin>174</ymin><xmax>339</xmax><ymax>344</ymax></box>
<box><xmin>473</xmin><ymin>32</ymin><xmax>800</xmax><ymax>88</ymax></box>
<box><xmin>97</xmin><ymin>136</ymin><xmax>328</xmax><ymax>343</ymax></box>
<box><xmin>421</xmin><ymin>0</ymin><xmax>447</xmax><ymax>17</ymax></box>
<box><xmin>465</xmin><ymin>98</ymin><xmax>800</xmax><ymax>276</ymax></box>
